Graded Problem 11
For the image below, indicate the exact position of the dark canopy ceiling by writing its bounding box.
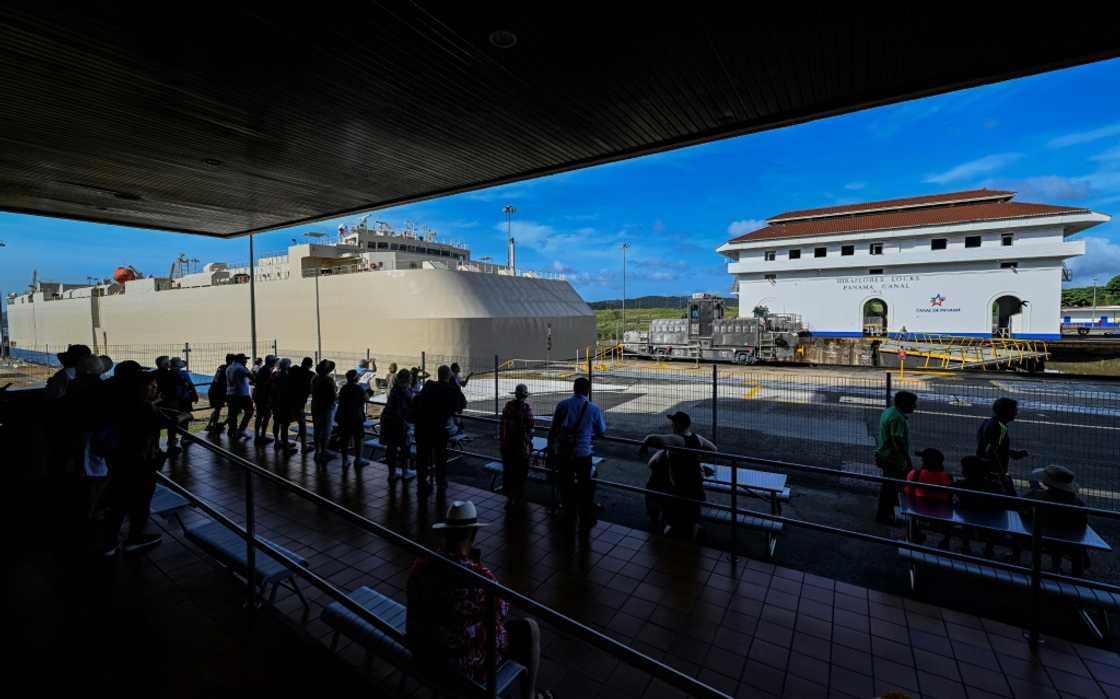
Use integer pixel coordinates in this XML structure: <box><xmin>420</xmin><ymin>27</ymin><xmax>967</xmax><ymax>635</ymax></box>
<box><xmin>1</xmin><ymin>5</ymin><xmax>1118</xmax><ymax>237</ymax></box>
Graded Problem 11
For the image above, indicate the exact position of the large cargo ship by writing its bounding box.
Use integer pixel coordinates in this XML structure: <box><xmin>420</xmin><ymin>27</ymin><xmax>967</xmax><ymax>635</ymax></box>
<box><xmin>6</xmin><ymin>220</ymin><xmax>596</xmax><ymax>361</ymax></box>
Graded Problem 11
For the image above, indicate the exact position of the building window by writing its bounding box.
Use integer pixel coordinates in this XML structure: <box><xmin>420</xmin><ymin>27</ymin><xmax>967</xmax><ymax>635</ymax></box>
<box><xmin>1001</xmin><ymin>261</ymin><xmax>1018</xmax><ymax>269</ymax></box>
<box><xmin>764</xmin><ymin>274</ymin><xmax>776</xmax><ymax>282</ymax></box>
<box><xmin>841</xmin><ymin>245</ymin><xmax>854</xmax><ymax>256</ymax></box>
<box><xmin>788</xmin><ymin>249</ymin><xmax>801</xmax><ymax>260</ymax></box>
<box><xmin>814</xmin><ymin>247</ymin><xmax>827</xmax><ymax>258</ymax></box>
<box><xmin>869</xmin><ymin>242</ymin><xmax>883</xmax><ymax>255</ymax></box>
<box><xmin>965</xmin><ymin>235</ymin><xmax>982</xmax><ymax>248</ymax></box>
<box><xmin>869</xmin><ymin>268</ymin><xmax>884</xmax><ymax>275</ymax></box>
<box><xmin>1002</xmin><ymin>234</ymin><xmax>1014</xmax><ymax>247</ymax></box>
<box><xmin>764</xmin><ymin>250</ymin><xmax>776</xmax><ymax>261</ymax></box>
<box><xmin>931</xmin><ymin>238</ymin><xmax>947</xmax><ymax>251</ymax></box>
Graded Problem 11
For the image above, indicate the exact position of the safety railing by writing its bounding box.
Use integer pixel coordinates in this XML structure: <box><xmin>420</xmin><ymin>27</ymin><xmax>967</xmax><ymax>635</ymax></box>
<box><xmin>165</xmin><ymin>423</ymin><xmax>730</xmax><ymax>699</ymax></box>
<box><xmin>446</xmin><ymin>411</ymin><xmax>1120</xmax><ymax>650</ymax></box>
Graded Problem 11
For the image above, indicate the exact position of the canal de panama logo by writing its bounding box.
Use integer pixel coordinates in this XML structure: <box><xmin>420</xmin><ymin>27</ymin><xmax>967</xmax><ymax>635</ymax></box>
<box><xmin>918</xmin><ymin>293</ymin><xmax>959</xmax><ymax>313</ymax></box>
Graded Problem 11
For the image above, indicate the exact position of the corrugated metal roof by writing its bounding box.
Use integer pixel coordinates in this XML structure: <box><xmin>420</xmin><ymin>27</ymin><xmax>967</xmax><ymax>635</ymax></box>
<box><xmin>0</xmin><ymin>7</ymin><xmax>1117</xmax><ymax>237</ymax></box>
<box><xmin>729</xmin><ymin>200</ymin><xmax>1089</xmax><ymax>243</ymax></box>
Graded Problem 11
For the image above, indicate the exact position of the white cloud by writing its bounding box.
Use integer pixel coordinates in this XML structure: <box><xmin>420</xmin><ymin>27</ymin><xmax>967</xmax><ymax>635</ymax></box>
<box><xmin>1048</xmin><ymin>123</ymin><xmax>1120</xmax><ymax>148</ymax></box>
<box><xmin>727</xmin><ymin>219</ymin><xmax>766</xmax><ymax>236</ymax></box>
<box><xmin>922</xmin><ymin>153</ymin><xmax>1023</xmax><ymax>184</ymax></box>
<box><xmin>844</xmin><ymin>182</ymin><xmax>866</xmax><ymax>191</ymax></box>
<box><xmin>498</xmin><ymin>220</ymin><xmax>620</xmax><ymax>257</ymax></box>
<box><xmin>1066</xmin><ymin>236</ymin><xmax>1120</xmax><ymax>284</ymax></box>
<box><xmin>981</xmin><ymin>176</ymin><xmax>1092</xmax><ymax>201</ymax></box>
<box><xmin>1091</xmin><ymin>145</ymin><xmax>1120</xmax><ymax>162</ymax></box>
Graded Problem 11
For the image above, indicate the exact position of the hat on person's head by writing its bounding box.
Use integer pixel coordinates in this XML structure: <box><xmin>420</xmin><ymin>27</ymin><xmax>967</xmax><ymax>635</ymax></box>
<box><xmin>432</xmin><ymin>500</ymin><xmax>489</xmax><ymax>530</ymax></box>
<box><xmin>1032</xmin><ymin>465</ymin><xmax>1078</xmax><ymax>494</ymax></box>
<box><xmin>234</xmin><ymin>353</ymin><xmax>248</xmax><ymax>363</ymax></box>
<box><xmin>514</xmin><ymin>383</ymin><xmax>530</xmax><ymax>398</ymax></box>
<box><xmin>77</xmin><ymin>354</ymin><xmax>105</xmax><ymax>376</ymax></box>
<box><xmin>278</xmin><ymin>358</ymin><xmax>292</xmax><ymax>370</ymax></box>
<box><xmin>666</xmin><ymin>411</ymin><xmax>691</xmax><ymax>429</ymax></box>
<box><xmin>170</xmin><ymin>357</ymin><xmax>186</xmax><ymax>369</ymax></box>
<box><xmin>264</xmin><ymin>354</ymin><xmax>278</xmax><ymax>365</ymax></box>
<box><xmin>114</xmin><ymin>360</ymin><xmax>144</xmax><ymax>382</ymax></box>
<box><xmin>57</xmin><ymin>343</ymin><xmax>92</xmax><ymax>366</ymax></box>
<box><xmin>914</xmin><ymin>448</ymin><xmax>945</xmax><ymax>468</ymax></box>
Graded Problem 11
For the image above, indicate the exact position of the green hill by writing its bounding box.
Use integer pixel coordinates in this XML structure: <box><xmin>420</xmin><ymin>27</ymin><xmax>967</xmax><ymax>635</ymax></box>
<box><xmin>595</xmin><ymin>305</ymin><xmax>738</xmax><ymax>340</ymax></box>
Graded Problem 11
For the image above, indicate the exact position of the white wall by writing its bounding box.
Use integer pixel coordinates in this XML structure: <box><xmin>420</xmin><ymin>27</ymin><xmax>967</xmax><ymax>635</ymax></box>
<box><xmin>9</xmin><ymin>269</ymin><xmax>596</xmax><ymax>360</ymax></box>
<box><xmin>736</xmin><ymin>259</ymin><xmax>1063</xmax><ymax>338</ymax></box>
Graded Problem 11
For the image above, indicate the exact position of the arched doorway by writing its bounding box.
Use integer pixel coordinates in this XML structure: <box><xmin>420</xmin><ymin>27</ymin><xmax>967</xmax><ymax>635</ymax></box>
<box><xmin>992</xmin><ymin>295</ymin><xmax>1023</xmax><ymax>337</ymax></box>
<box><xmin>862</xmin><ymin>298</ymin><xmax>888</xmax><ymax>336</ymax></box>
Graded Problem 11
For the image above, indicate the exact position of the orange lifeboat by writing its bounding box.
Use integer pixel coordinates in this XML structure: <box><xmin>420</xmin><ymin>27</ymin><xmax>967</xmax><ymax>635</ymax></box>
<box><xmin>113</xmin><ymin>266</ymin><xmax>137</xmax><ymax>283</ymax></box>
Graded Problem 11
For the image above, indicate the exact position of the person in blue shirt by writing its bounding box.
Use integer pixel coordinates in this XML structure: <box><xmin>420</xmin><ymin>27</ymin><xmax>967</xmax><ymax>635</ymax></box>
<box><xmin>547</xmin><ymin>377</ymin><xmax>607</xmax><ymax>533</ymax></box>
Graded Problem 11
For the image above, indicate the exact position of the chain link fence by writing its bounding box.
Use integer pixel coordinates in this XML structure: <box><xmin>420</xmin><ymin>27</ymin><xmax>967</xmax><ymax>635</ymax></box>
<box><xmin>11</xmin><ymin>341</ymin><xmax>1120</xmax><ymax>507</ymax></box>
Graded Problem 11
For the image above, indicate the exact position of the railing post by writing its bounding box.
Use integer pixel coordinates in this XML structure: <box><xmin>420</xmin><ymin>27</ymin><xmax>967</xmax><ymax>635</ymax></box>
<box><xmin>494</xmin><ymin>354</ymin><xmax>500</xmax><ymax>438</ymax></box>
<box><xmin>245</xmin><ymin>468</ymin><xmax>257</xmax><ymax>620</ymax></box>
<box><xmin>587</xmin><ymin>352</ymin><xmax>593</xmax><ymax>402</ymax></box>
<box><xmin>711</xmin><ymin>363</ymin><xmax>718</xmax><ymax>443</ymax></box>
<box><xmin>730</xmin><ymin>458</ymin><xmax>738</xmax><ymax>575</ymax></box>
<box><xmin>421</xmin><ymin>351</ymin><xmax>426</xmax><ymax>378</ymax></box>
<box><xmin>183</xmin><ymin>341</ymin><xmax>191</xmax><ymax>371</ymax></box>
<box><xmin>271</xmin><ymin>338</ymin><xmax>278</xmax><ymax>358</ymax></box>
<box><xmin>486</xmin><ymin>591</ymin><xmax>499</xmax><ymax>699</ymax></box>
<box><xmin>885</xmin><ymin>371</ymin><xmax>892</xmax><ymax>407</ymax></box>
<box><xmin>366</xmin><ymin>347</ymin><xmax>371</xmax><ymax>363</ymax></box>
<box><xmin>1028</xmin><ymin>504</ymin><xmax>1044</xmax><ymax>650</ymax></box>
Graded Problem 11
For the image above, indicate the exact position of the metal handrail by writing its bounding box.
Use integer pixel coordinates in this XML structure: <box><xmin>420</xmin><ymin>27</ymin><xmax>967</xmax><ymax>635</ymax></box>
<box><xmin>170</xmin><ymin>425</ymin><xmax>730</xmax><ymax>699</ymax></box>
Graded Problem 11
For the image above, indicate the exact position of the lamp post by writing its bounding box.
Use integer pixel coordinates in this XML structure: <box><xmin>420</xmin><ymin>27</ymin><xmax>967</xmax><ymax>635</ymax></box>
<box><xmin>621</xmin><ymin>242</ymin><xmax>630</xmax><ymax>342</ymax></box>
<box><xmin>305</xmin><ymin>232</ymin><xmax>326</xmax><ymax>359</ymax></box>
<box><xmin>1092</xmin><ymin>276</ymin><xmax>1099</xmax><ymax>319</ymax></box>
<box><xmin>503</xmin><ymin>205</ymin><xmax>516</xmax><ymax>274</ymax></box>
<box><xmin>0</xmin><ymin>241</ymin><xmax>6</xmax><ymax>358</ymax></box>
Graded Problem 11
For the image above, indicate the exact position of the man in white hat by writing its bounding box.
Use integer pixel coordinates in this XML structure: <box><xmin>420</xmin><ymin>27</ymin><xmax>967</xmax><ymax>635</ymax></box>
<box><xmin>406</xmin><ymin>501</ymin><xmax>545</xmax><ymax>698</ymax></box>
<box><xmin>1024</xmin><ymin>465</ymin><xmax>1089</xmax><ymax>575</ymax></box>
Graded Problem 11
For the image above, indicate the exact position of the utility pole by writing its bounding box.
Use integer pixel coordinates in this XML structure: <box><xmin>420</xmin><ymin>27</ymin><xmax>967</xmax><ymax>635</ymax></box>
<box><xmin>621</xmin><ymin>242</ymin><xmax>630</xmax><ymax>341</ymax></box>
<box><xmin>503</xmin><ymin>205</ymin><xmax>517</xmax><ymax>274</ymax></box>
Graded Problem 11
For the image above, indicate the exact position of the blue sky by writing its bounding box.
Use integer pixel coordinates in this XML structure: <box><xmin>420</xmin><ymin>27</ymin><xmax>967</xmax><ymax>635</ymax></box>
<box><xmin>2</xmin><ymin>58</ymin><xmax>1120</xmax><ymax>304</ymax></box>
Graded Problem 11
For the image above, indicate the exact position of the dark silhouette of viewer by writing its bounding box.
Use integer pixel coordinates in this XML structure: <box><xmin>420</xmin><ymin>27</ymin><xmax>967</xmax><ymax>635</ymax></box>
<box><xmin>379</xmin><ymin>368</ymin><xmax>416</xmax><ymax>483</ymax></box>
<box><xmin>205</xmin><ymin>354</ymin><xmax>234</xmax><ymax>432</ymax></box>
<box><xmin>414</xmin><ymin>365</ymin><xmax>466</xmax><ymax>496</ymax></box>
<box><xmin>874</xmin><ymin>390</ymin><xmax>917</xmax><ymax>525</ymax></box>
<box><xmin>101</xmin><ymin>361</ymin><xmax>165</xmax><ymax>556</ymax></box>
<box><xmin>310</xmin><ymin>360</ymin><xmax>337</xmax><ymax>464</ymax></box>
<box><xmin>406</xmin><ymin>500</ymin><xmax>548</xmax><ymax>698</ymax></box>
<box><xmin>976</xmin><ymin>397</ymin><xmax>1028</xmax><ymax>495</ymax></box>
<box><xmin>640</xmin><ymin>411</ymin><xmax>716</xmax><ymax>539</ymax></box>
<box><xmin>288</xmin><ymin>357</ymin><xmax>314</xmax><ymax>451</ymax></box>
<box><xmin>499</xmin><ymin>383</ymin><xmax>535</xmax><ymax>512</ymax></box>
<box><xmin>335</xmin><ymin>369</ymin><xmax>368</xmax><ymax>469</ymax></box>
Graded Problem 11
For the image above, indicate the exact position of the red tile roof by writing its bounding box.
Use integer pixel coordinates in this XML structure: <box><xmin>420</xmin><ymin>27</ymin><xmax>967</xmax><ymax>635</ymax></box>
<box><xmin>728</xmin><ymin>200</ymin><xmax>1090</xmax><ymax>244</ymax></box>
<box><xmin>768</xmin><ymin>189</ymin><xmax>1014</xmax><ymax>222</ymax></box>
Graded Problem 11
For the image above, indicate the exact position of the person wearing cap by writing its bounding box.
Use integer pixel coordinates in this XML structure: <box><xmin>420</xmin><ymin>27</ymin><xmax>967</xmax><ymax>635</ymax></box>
<box><xmin>154</xmin><ymin>356</ymin><xmax>186</xmax><ymax>456</ymax></box>
<box><xmin>225</xmin><ymin>353</ymin><xmax>255</xmax><ymax>439</ymax></box>
<box><xmin>976</xmin><ymin>397</ymin><xmax>1028</xmax><ymax>495</ymax></box>
<box><xmin>1024</xmin><ymin>465</ymin><xmax>1089</xmax><ymax>575</ymax></box>
<box><xmin>270</xmin><ymin>358</ymin><xmax>298</xmax><ymax>455</ymax></box>
<box><xmin>310</xmin><ymin>359</ymin><xmax>338</xmax><ymax>463</ymax></box>
<box><xmin>499</xmin><ymin>383</ymin><xmax>535</xmax><ymax>511</ymax></box>
<box><xmin>640</xmin><ymin>411</ymin><xmax>716</xmax><ymax>538</ymax></box>
<box><xmin>547</xmin><ymin>377</ymin><xmax>607</xmax><ymax>533</ymax></box>
<box><xmin>874</xmin><ymin>390</ymin><xmax>917</xmax><ymax>525</ymax></box>
<box><xmin>45</xmin><ymin>343</ymin><xmax>92</xmax><ymax>400</ymax></box>
<box><xmin>253</xmin><ymin>355</ymin><xmax>278</xmax><ymax>444</ymax></box>
<box><xmin>407</xmin><ymin>501</ymin><xmax>546</xmax><ymax>698</ymax></box>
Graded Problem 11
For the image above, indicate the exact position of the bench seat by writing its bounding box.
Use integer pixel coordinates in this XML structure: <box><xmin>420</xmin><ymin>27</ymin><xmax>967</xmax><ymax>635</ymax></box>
<box><xmin>184</xmin><ymin>521</ymin><xmax>308</xmax><ymax>607</ymax></box>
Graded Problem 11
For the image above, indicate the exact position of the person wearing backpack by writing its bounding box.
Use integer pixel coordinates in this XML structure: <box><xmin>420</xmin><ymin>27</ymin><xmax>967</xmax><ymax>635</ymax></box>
<box><xmin>500</xmin><ymin>384</ymin><xmax>535</xmax><ymax>512</ymax></box>
<box><xmin>547</xmin><ymin>377</ymin><xmax>606</xmax><ymax>534</ymax></box>
<box><xmin>205</xmin><ymin>354</ymin><xmax>233</xmax><ymax>432</ymax></box>
<box><xmin>640</xmin><ymin>412</ymin><xmax>716</xmax><ymax>539</ymax></box>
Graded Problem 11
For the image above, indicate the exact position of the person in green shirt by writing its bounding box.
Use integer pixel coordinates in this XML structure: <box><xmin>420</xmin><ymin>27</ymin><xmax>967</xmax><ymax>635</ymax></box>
<box><xmin>875</xmin><ymin>390</ymin><xmax>917</xmax><ymax>524</ymax></box>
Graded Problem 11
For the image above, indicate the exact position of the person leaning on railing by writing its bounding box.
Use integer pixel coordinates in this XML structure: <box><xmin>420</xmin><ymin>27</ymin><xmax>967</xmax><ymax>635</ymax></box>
<box><xmin>639</xmin><ymin>411</ymin><xmax>716</xmax><ymax>540</ymax></box>
<box><xmin>406</xmin><ymin>501</ymin><xmax>550</xmax><ymax>699</ymax></box>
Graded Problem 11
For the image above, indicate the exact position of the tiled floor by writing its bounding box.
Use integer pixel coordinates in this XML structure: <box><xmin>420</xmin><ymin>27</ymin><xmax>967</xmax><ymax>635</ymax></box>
<box><xmin>160</xmin><ymin>435</ymin><xmax>1120</xmax><ymax>698</ymax></box>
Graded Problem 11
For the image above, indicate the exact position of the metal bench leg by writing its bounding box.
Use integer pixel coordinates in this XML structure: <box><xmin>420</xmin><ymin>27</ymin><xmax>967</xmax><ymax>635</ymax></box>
<box><xmin>767</xmin><ymin>533</ymin><xmax>778</xmax><ymax>560</ymax></box>
<box><xmin>1078</xmin><ymin>607</ymin><xmax>1107</xmax><ymax>642</ymax></box>
<box><xmin>288</xmin><ymin>577</ymin><xmax>308</xmax><ymax>610</ymax></box>
<box><xmin>330</xmin><ymin>631</ymin><xmax>340</xmax><ymax>652</ymax></box>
